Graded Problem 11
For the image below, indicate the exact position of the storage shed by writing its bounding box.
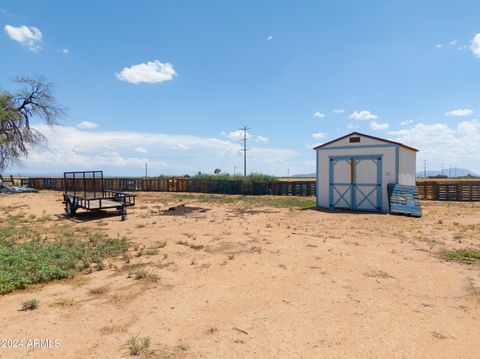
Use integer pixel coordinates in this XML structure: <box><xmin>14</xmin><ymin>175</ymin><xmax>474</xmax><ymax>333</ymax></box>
<box><xmin>314</xmin><ymin>132</ymin><xmax>418</xmax><ymax>212</ymax></box>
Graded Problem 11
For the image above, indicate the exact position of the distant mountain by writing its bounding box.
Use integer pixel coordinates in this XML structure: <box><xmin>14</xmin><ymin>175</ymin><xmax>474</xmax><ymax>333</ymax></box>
<box><xmin>291</xmin><ymin>168</ymin><xmax>478</xmax><ymax>178</ymax></box>
<box><xmin>416</xmin><ymin>168</ymin><xmax>478</xmax><ymax>178</ymax></box>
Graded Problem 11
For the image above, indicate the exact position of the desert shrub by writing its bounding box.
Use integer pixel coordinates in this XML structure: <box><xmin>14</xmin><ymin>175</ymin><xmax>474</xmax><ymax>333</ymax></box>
<box><xmin>127</xmin><ymin>335</ymin><xmax>151</xmax><ymax>356</ymax></box>
<box><xmin>21</xmin><ymin>298</ymin><xmax>39</xmax><ymax>311</ymax></box>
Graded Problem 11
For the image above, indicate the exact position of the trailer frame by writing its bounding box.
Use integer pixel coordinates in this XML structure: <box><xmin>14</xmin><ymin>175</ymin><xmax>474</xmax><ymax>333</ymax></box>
<box><xmin>62</xmin><ymin>171</ymin><xmax>136</xmax><ymax>220</ymax></box>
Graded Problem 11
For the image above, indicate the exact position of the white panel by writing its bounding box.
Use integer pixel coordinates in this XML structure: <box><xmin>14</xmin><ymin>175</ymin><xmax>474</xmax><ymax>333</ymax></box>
<box><xmin>332</xmin><ymin>185</ymin><xmax>351</xmax><ymax>209</ymax></box>
<box><xmin>320</xmin><ymin>134</ymin><xmax>386</xmax><ymax>149</ymax></box>
<box><xmin>333</xmin><ymin>159</ymin><xmax>351</xmax><ymax>183</ymax></box>
<box><xmin>355</xmin><ymin>185</ymin><xmax>378</xmax><ymax>211</ymax></box>
<box><xmin>398</xmin><ymin>148</ymin><xmax>416</xmax><ymax>185</ymax></box>
<box><xmin>355</xmin><ymin>159</ymin><xmax>377</xmax><ymax>184</ymax></box>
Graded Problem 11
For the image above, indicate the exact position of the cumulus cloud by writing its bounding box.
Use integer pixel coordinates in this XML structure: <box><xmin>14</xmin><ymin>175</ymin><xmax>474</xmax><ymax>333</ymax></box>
<box><xmin>312</xmin><ymin>132</ymin><xmax>327</xmax><ymax>140</ymax></box>
<box><xmin>389</xmin><ymin>120</ymin><xmax>480</xmax><ymax>172</ymax></box>
<box><xmin>470</xmin><ymin>33</ymin><xmax>480</xmax><ymax>57</ymax></box>
<box><xmin>226</xmin><ymin>130</ymin><xmax>250</xmax><ymax>141</ymax></box>
<box><xmin>59</xmin><ymin>48</ymin><xmax>69</xmax><ymax>54</ymax></box>
<box><xmin>267</xmin><ymin>35</ymin><xmax>272</xmax><ymax>41</ymax></box>
<box><xmin>313</xmin><ymin>112</ymin><xmax>325</xmax><ymax>118</ymax></box>
<box><xmin>256</xmin><ymin>135</ymin><xmax>269</xmax><ymax>143</ymax></box>
<box><xmin>444</xmin><ymin>108</ymin><xmax>473</xmax><ymax>117</ymax></box>
<box><xmin>333</xmin><ymin>109</ymin><xmax>345</xmax><ymax>114</ymax></box>
<box><xmin>14</xmin><ymin>125</ymin><xmax>298</xmax><ymax>176</ymax></box>
<box><xmin>4</xmin><ymin>24</ymin><xmax>42</xmax><ymax>51</ymax></box>
<box><xmin>400</xmin><ymin>120</ymin><xmax>414</xmax><ymax>126</ymax></box>
<box><xmin>77</xmin><ymin>121</ymin><xmax>98</xmax><ymax>129</ymax></box>
<box><xmin>170</xmin><ymin>144</ymin><xmax>190</xmax><ymax>150</ymax></box>
<box><xmin>348</xmin><ymin>110</ymin><xmax>378</xmax><ymax>121</ymax></box>
<box><xmin>134</xmin><ymin>147</ymin><xmax>148</xmax><ymax>153</ymax></box>
<box><xmin>116</xmin><ymin>60</ymin><xmax>176</xmax><ymax>84</ymax></box>
<box><xmin>370</xmin><ymin>121</ymin><xmax>389</xmax><ymax>130</ymax></box>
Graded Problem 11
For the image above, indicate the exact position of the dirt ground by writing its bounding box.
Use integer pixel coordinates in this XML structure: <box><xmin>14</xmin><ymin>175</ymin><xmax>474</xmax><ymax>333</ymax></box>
<box><xmin>0</xmin><ymin>191</ymin><xmax>479</xmax><ymax>359</ymax></box>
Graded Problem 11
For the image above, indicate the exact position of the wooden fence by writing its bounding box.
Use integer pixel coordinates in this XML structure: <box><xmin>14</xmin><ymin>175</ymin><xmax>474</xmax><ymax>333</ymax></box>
<box><xmin>416</xmin><ymin>180</ymin><xmax>480</xmax><ymax>201</ymax></box>
<box><xmin>5</xmin><ymin>176</ymin><xmax>480</xmax><ymax>201</ymax></box>
<box><xmin>17</xmin><ymin>177</ymin><xmax>317</xmax><ymax>197</ymax></box>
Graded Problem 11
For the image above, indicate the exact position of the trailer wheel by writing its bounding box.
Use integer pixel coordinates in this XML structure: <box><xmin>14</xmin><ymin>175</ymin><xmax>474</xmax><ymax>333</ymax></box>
<box><xmin>65</xmin><ymin>198</ymin><xmax>77</xmax><ymax>218</ymax></box>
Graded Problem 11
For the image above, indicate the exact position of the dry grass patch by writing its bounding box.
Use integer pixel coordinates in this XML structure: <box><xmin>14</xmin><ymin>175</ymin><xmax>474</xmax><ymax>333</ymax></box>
<box><xmin>89</xmin><ymin>285</ymin><xmax>109</xmax><ymax>295</ymax></box>
<box><xmin>21</xmin><ymin>298</ymin><xmax>39</xmax><ymax>311</ymax></box>
<box><xmin>442</xmin><ymin>249</ymin><xmax>480</xmax><ymax>264</ymax></box>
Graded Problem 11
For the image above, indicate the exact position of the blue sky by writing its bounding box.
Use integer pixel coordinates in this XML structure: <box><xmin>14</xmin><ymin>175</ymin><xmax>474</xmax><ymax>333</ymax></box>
<box><xmin>1</xmin><ymin>1</ymin><xmax>480</xmax><ymax>176</ymax></box>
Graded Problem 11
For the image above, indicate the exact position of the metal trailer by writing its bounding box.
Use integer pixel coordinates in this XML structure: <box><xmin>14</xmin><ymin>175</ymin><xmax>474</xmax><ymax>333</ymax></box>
<box><xmin>62</xmin><ymin>171</ymin><xmax>136</xmax><ymax>220</ymax></box>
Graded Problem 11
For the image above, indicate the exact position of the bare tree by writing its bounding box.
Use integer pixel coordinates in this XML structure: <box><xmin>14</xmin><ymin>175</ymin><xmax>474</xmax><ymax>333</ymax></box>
<box><xmin>0</xmin><ymin>76</ymin><xmax>64</xmax><ymax>170</ymax></box>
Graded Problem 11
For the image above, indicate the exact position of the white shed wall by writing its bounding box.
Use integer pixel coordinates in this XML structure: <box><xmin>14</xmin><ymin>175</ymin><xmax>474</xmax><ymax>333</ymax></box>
<box><xmin>398</xmin><ymin>148</ymin><xmax>416</xmax><ymax>186</ymax></box>
<box><xmin>316</xmin><ymin>146</ymin><xmax>396</xmax><ymax>211</ymax></box>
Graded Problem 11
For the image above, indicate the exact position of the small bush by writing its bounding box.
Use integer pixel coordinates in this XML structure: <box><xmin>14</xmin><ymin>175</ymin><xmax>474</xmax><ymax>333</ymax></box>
<box><xmin>127</xmin><ymin>335</ymin><xmax>151</xmax><ymax>356</ymax></box>
<box><xmin>131</xmin><ymin>268</ymin><xmax>159</xmax><ymax>282</ymax></box>
<box><xmin>21</xmin><ymin>298</ymin><xmax>39</xmax><ymax>311</ymax></box>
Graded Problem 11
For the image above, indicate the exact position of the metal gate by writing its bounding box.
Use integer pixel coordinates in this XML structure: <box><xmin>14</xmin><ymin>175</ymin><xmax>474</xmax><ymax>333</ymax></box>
<box><xmin>329</xmin><ymin>155</ymin><xmax>382</xmax><ymax>212</ymax></box>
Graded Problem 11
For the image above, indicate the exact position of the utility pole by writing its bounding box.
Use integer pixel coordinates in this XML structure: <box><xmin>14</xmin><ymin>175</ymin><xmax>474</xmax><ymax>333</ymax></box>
<box><xmin>424</xmin><ymin>160</ymin><xmax>427</xmax><ymax>178</ymax></box>
<box><xmin>145</xmin><ymin>162</ymin><xmax>148</xmax><ymax>178</ymax></box>
<box><xmin>239</xmin><ymin>125</ymin><xmax>250</xmax><ymax>176</ymax></box>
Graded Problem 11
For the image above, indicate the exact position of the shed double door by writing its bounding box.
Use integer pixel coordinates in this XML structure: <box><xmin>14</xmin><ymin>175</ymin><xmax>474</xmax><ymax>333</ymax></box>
<box><xmin>329</xmin><ymin>155</ymin><xmax>382</xmax><ymax>212</ymax></box>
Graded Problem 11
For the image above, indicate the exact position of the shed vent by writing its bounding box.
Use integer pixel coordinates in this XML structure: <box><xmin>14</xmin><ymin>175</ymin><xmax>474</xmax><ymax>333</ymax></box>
<box><xmin>349</xmin><ymin>136</ymin><xmax>360</xmax><ymax>143</ymax></box>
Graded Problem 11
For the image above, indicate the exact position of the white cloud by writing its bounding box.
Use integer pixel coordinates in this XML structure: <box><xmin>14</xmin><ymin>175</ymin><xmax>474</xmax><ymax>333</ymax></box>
<box><xmin>226</xmin><ymin>130</ymin><xmax>250</xmax><ymax>141</ymax></box>
<box><xmin>346</xmin><ymin>123</ymin><xmax>358</xmax><ymax>130</ymax></box>
<box><xmin>389</xmin><ymin>120</ymin><xmax>480</xmax><ymax>172</ymax></box>
<box><xmin>400</xmin><ymin>120</ymin><xmax>414</xmax><ymax>126</ymax></box>
<box><xmin>435</xmin><ymin>43</ymin><xmax>443</xmax><ymax>48</ymax></box>
<box><xmin>445</xmin><ymin>108</ymin><xmax>473</xmax><ymax>117</ymax></box>
<box><xmin>313</xmin><ymin>112</ymin><xmax>325</xmax><ymax>118</ymax></box>
<box><xmin>116</xmin><ymin>60</ymin><xmax>176</xmax><ymax>84</ymax></box>
<box><xmin>134</xmin><ymin>147</ymin><xmax>148</xmax><ymax>153</ymax></box>
<box><xmin>333</xmin><ymin>109</ymin><xmax>345</xmax><ymax>114</ymax></box>
<box><xmin>370</xmin><ymin>121</ymin><xmax>389</xmax><ymax>130</ymax></box>
<box><xmin>77</xmin><ymin>121</ymin><xmax>99</xmax><ymax>129</ymax></box>
<box><xmin>267</xmin><ymin>35</ymin><xmax>272</xmax><ymax>41</ymax></box>
<box><xmin>256</xmin><ymin>135</ymin><xmax>269</xmax><ymax>143</ymax></box>
<box><xmin>312</xmin><ymin>132</ymin><xmax>327</xmax><ymax>139</ymax></box>
<box><xmin>4</xmin><ymin>24</ymin><xmax>42</xmax><ymax>51</ymax></box>
<box><xmin>471</xmin><ymin>33</ymin><xmax>480</xmax><ymax>58</ymax></box>
<box><xmin>59</xmin><ymin>48</ymin><xmax>69</xmax><ymax>54</ymax></box>
<box><xmin>170</xmin><ymin>144</ymin><xmax>190</xmax><ymax>150</ymax></box>
<box><xmin>348</xmin><ymin>110</ymin><xmax>378</xmax><ymax>121</ymax></box>
<box><xmin>14</xmin><ymin>125</ymin><xmax>298</xmax><ymax>176</ymax></box>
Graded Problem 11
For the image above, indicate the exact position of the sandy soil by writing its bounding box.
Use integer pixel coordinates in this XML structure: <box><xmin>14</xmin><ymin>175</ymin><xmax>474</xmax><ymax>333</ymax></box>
<box><xmin>0</xmin><ymin>191</ymin><xmax>479</xmax><ymax>359</ymax></box>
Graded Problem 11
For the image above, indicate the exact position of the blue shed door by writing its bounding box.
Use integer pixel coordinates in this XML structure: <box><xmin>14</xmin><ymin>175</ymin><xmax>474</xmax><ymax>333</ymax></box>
<box><xmin>329</xmin><ymin>155</ymin><xmax>382</xmax><ymax>212</ymax></box>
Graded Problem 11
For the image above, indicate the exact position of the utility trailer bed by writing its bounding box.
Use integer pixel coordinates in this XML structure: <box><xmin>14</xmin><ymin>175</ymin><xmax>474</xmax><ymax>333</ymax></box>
<box><xmin>62</xmin><ymin>171</ymin><xmax>136</xmax><ymax>220</ymax></box>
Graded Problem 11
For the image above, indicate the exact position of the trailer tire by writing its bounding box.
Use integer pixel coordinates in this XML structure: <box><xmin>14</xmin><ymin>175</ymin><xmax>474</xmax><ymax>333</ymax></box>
<box><xmin>65</xmin><ymin>198</ymin><xmax>77</xmax><ymax>218</ymax></box>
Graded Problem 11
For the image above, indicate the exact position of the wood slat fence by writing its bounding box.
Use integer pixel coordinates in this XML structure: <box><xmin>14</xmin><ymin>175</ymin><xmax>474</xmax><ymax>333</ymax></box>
<box><xmin>4</xmin><ymin>176</ymin><xmax>480</xmax><ymax>201</ymax></box>
<box><xmin>416</xmin><ymin>180</ymin><xmax>480</xmax><ymax>201</ymax></box>
<box><xmin>17</xmin><ymin>177</ymin><xmax>317</xmax><ymax>197</ymax></box>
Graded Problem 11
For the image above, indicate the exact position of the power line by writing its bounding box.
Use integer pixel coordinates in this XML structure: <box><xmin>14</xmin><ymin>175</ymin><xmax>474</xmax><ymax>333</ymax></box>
<box><xmin>239</xmin><ymin>125</ymin><xmax>250</xmax><ymax>176</ymax></box>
